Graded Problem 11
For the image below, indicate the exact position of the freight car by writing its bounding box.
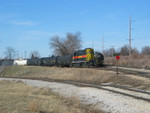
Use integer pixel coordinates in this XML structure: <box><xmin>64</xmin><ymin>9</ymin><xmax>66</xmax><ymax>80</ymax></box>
<box><xmin>0</xmin><ymin>59</ymin><xmax>14</xmax><ymax>66</ymax></box>
<box><xmin>94</xmin><ymin>52</ymin><xmax>104</xmax><ymax>66</ymax></box>
<box><xmin>27</xmin><ymin>48</ymin><xmax>104</xmax><ymax>67</ymax></box>
<box><xmin>42</xmin><ymin>56</ymin><xmax>57</xmax><ymax>66</ymax></box>
<box><xmin>57</xmin><ymin>54</ymin><xmax>72</xmax><ymax>67</ymax></box>
<box><xmin>27</xmin><ymin>58</ymin><xmax>43</xmax><ymax>66</ymax></box>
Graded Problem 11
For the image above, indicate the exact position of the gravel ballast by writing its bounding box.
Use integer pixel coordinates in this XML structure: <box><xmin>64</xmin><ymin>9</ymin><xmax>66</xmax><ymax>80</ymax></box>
<box><xmin>0</xmin><ymin>78</ymin><xmax>150</xmax><ymax>113</ymax></box>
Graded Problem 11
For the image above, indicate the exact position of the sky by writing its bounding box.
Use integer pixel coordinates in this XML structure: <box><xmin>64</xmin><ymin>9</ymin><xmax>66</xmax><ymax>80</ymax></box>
<box><xmin>0</xmin><ymin>0</ymin><xmax>150</xmax><ymax>58</ymax></box>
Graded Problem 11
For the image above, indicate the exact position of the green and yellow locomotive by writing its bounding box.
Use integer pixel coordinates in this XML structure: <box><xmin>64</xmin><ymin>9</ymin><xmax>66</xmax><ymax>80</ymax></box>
<box><xmin>71</xmin><ymin>48</ymin><xmax>95</xmax><ymax>67</ymax></box>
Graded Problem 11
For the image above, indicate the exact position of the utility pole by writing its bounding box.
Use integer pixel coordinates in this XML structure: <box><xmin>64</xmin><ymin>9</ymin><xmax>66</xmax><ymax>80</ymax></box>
<box><xmin>110</xmin><ymin>46</ymin><xmax>115</xmax><ymax>57</ymax></box>
<box><xmin>16</xmin><ymin>51</ymin><xmax>19</xmax><ymax>59</ymax></box>
<box><xmin>102</xmin><ymin>35</ymin><xmax>104</xmax><ymax>53</ymax></box>
<box><xmin>129</xmin><ymin>15</ymin><xmax>131</xmax><ymax>57</ymax></box>
<box><xmin>25</xmin><ymin>51</ymin><xmax>26</xmax><ymax>60</ymax></box>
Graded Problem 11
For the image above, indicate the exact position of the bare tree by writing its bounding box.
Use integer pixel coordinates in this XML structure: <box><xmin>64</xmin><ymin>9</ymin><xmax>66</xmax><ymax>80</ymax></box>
<box><xmin>49</xmin><ymin>32</ymin><xmax>82</xmax><ymax>56</ymax></box>
<box><xmin>103</xmin><ymin>48</ymin><xmax>116</xmax><ymax>57</ymax></box>
<box><xmin>119</xmin><ymin>45</ymin><xmax>140</xmax><ymax>56</ymax></box>
<box><xmin>65</xmin><ymin>32</ymin><xmax>82</xmax><ymax>53</ymax></box>
<box><xmin>119</xmin><ymin>45</ymin><xmax>129</xmax><ymax>56</ymax></box>
<box><xmin>50</xmin><ymin>36</ymin><xmax>67</xmax><ymax>55</ymax></box>
<box><xmin>4</xmin><ymin>47</ymin><xmax>15</xmax><ymax>59</ymax></box>
<box><xmin>141</xmin><ymin>46</ymin><xmax>150</xmax><ymax>55</ymax></box>
<box><xmin>103</xmin><ymin>49</ymin><xmax>111</xmax><ymax>57</ymax></box>
<box><xmin>30</xmin><ymin>51</ymin><xmax>40</xmax><ymax>59</ymax></box>
<box><xmin>132</xmin><ymin>47</ymin><xmax>139</xmax><ymax>55</ymax></box>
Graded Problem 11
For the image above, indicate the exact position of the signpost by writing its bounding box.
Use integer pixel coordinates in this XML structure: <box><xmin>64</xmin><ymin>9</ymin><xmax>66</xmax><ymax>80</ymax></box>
<box><xmin>116</xmin><ymin>56</ymin><xmax>120</xmax><ymax>74</ymax></box>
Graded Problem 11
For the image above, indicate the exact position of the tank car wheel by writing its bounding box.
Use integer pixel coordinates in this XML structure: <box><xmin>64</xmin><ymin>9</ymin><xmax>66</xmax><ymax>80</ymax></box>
<box><xmin>70</xmin><ymin>63</ymin><xmax>72</xmax><ymax>68</ymax></box>
<box><xmin>79</xmin><ymin>63</ymin><xmax>83</xmax><ymax>68</ymax></box>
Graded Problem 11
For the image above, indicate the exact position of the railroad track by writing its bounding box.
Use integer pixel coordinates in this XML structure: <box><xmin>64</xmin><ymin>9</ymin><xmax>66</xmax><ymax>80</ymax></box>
<box><xmin>1</xmin><ymin>77</ymin><xmax>150</xmax><ymax>103</ymax></box>
<box><xmin>98</xmin><ymin>65</ymin><xmax>150</xmax><ymax>78</ymax></box>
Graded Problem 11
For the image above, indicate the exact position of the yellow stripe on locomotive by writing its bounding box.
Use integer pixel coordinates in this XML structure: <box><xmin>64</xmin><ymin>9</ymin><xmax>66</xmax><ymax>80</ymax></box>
<box><xmin>86</xmin><ymin>48</ymin><xmax>94</xmax><ymax>61</ymax></box>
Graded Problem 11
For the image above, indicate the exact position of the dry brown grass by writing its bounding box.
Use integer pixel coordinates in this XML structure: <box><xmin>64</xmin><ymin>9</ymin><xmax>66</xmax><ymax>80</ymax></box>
<box><xmin>0</xmin><ymin>80</ymin><xmax>103</xmax><ymax>113</ymax></box>
<box><xmin>1</xmin><ymin>66</ymin><xmax>150</xmax><ymax>90</ymax></box>
<box><xmin>28</xmin><ymin>99</ymin><xmax>39</xmax><ymax>112</ymax></box>
<box><xmin>104</xmin><ymin>55</ymin><xmax>150</xmax><ymax>68</ymax></box>
<box><xmin>1</xmin><ymin>66</ymin><xmax>119</xmax><ymax>84</ymax></box>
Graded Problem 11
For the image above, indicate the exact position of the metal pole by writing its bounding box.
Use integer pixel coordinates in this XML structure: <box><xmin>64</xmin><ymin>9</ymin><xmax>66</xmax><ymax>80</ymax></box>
<box><xmin>110</xmin><ymin>46</ymin><xmax>114</xmax><ymax>57</ymax></box>
<box><xmin>129</xmin><ymin>15</ymin><xmax>131</xmax><ymax>57</ymax></box>
<box><xmin>102</xmin><ymin>35</ymin><xmax>104</xmax><ymax>53</ymax></box>
<box><xmin>25</xmin><ymin>51</ymin><xmax>26</xmax><ymax>59</ymax></box>
<box><xmin>116</xmin><ymin>60</ymin><xmax>119</xmax><ymax>74</ymax></box>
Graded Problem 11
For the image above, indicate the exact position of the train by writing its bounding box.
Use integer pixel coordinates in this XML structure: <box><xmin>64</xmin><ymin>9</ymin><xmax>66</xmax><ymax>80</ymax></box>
<box><xmin>0</xmin><ymin>59</ymin><xmax>14</xmax><ymax>66</ymax></box>
<box><xmin>27</xmin><ymin>48</ymin><xmax>104</xmax><ymax>67</ymax></box>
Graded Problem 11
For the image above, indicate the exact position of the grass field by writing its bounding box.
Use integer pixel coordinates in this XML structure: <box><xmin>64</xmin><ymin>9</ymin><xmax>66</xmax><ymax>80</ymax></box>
<box><xmin>0</xmin><ymin>80</ymin><xmax>102</xmax><ymax>113</ymax></box>
<box><xmin>1</xmin><ymin>66</ymin><xmax>150</xmax><ymax>91</ymax></box>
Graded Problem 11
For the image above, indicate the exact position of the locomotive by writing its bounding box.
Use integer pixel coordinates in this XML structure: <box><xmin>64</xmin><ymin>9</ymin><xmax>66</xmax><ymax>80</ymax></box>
<box><xmin>27</xmin><ymin>48</ymin><xmax>104</xmax><ymax>67</ymax></box>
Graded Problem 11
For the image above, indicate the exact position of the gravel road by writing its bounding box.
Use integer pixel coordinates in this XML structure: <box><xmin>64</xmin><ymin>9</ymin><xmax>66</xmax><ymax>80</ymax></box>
<box><xmin>0</xmin><ymin>78</ymin><xmax>150</xmax><ymax>113</ymax></box>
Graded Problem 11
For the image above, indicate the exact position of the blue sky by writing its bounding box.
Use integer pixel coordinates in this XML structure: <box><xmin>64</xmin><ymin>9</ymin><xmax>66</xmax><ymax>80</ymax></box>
<box><xmin>0</xmin><ymin>0</ymin><xmax>150</xmax><ymax>58</ymax></box>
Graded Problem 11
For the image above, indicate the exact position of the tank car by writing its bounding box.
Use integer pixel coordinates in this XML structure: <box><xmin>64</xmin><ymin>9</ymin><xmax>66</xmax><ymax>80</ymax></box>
<box><xmin>0</xmin><ymin>60</ymin><xmax>3</xmax><ymax>65</ymax></box>
<box><xmin>27</xmin><ymin>59</ymin><xmax>36</xmax><ymax>65</ymax></box>
<box><xmin>27</xmin><ymin>58</ymin><xmax>43</xmax><ymax>66</ymax></box>
<box><xmin>42</xmin><ymin>56</ymin><xmax>58</xmax><ymax>66</ymax></box>
<box><xmin>57</xmin><ymin>54</ymin><xmax>72</xmax><ymax>67</ymax></box>
<box><xmin>94</xmin><ymin>52</ymin><xmax>104</xmax><ymax>66</ymax></box>
<box><xmin>0</xmin><ymin>59</ymin><xmax>14</xmax><ymax>66</ymax></box>
<box><xmin>34</xmin><ymin>58</ymin><xmax>43</xmax><ymax>66</ymax></box>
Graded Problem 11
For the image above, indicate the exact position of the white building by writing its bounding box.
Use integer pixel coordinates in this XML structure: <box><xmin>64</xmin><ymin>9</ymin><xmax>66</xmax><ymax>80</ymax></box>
<box><xmin>13</xmin><ymin>59</ymin><xmax>27</xmax><ymax>66</ymax></box>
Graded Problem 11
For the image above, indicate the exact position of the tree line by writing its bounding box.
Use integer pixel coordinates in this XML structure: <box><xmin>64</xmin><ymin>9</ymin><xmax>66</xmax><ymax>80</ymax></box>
<box><xmin>3</xmin><ymin>47</ymin><xmax>41</xmax><ymax>60</ymax></box>
<box><xmin>103</xmin><ymin>45</ymin><xmax>150</xmax><ymax>57</ymax></box>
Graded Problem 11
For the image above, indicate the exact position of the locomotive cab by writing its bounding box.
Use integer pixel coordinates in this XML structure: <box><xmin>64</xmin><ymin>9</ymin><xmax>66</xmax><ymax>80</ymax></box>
<box><xmin>71</xmin><ymin>48</ymin><xmax>94</xmax><ymax>67</ymax></box>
